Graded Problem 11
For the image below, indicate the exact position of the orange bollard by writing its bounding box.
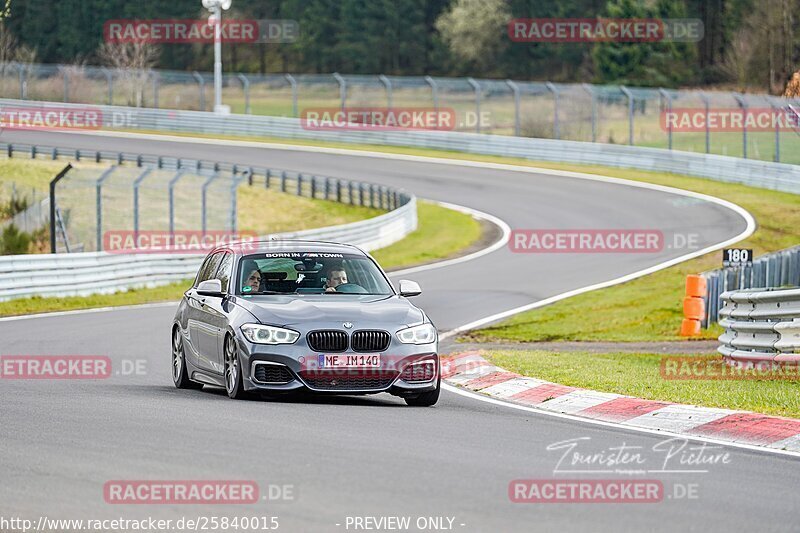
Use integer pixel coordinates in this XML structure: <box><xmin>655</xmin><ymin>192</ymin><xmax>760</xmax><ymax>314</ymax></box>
<box><xmin>685</xmin><ymin>274</ymin><xmax>707</xmax><ymax>298</ymax></box>
<box><xmin>680</xmin><ymin>274</ymin><xmax>707</xmax><ymax>336</ymax></box>
<box><xmin>680</xmin><ymin>318</ymin><xmax>701</xmax><ymax>336</ymax></box>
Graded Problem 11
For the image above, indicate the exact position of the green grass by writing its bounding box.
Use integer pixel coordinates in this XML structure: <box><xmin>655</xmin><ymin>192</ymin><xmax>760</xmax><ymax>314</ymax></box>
<box><xmin>237</xmin><ymin>186</ymin><xmax>383</xmax><ymax>233</ymax></box>
<box><xmin>0</xmin><ymin>200</ymin><xmax>480</xmax><ymax>317</ymax></box>
<box><xmin>0</xmin><ymin>158</ymin><xmax>77</xmax><ymax>204</ymax></box>
<box><xmin>371</xmin><ymin>201</ymin><xmax>481</xmax><ymax>269</ymax></box>
<box><xmin>485</xmin><ymin>350</ymin><xmax>800</xmax><ymax>418</ymax></box>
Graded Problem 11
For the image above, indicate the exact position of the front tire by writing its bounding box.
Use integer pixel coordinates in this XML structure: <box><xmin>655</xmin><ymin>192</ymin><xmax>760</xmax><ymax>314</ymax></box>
<box><xmin>404</xmin><ymin>377</ymin><xmax>440</xmax><ymax>407</ymax></box>
<box><xmin>172</xmin><ymin>327</ymin><xmax>203</xmax><ymax>390</ymax></box>
<box><xmin>224</xmin><ymin>334</ymin><xmax>248</xmax><ymax>400</ymax></box>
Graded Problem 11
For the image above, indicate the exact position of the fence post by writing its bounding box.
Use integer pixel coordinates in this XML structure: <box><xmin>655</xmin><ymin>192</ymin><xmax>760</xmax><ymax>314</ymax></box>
<box><xmin>63</xmin><ymin>70</ymin><xmax>69</xmax><ymax>103</ymax></box>
<box><xmin>333</xmin><ymin>72</ymin><xmax>346</xmax><ymax>111</ymax></box>
<box><xmin>506</xmin><ymin>80</ymin><xmax>520</xmax><ymax>137</ymax></box>
<box><xmin>284</xmin><ymin>74</ymin><xmax>298</xmax><ymax>117</ymax></box>
<box><xmin>581</xmin><ymin>83</ymin><xmax>596</xmax><ymax>142</ymax></box>
<box><xmin>49</xmin><ymin>164</ymin><xmax>73</xmax><ymax>254</ymax></box>
<box><xmin>620</xmin><ymin>85</ymin><xmax>634</xmax><ymax>145</ymax></box>
<box><xmin>192</xmin><ymin>71</ymin><xmax>205</xmax><ymax>111</ymax></box>
<box><xmin>297</xmin><ymin>173</ymin><xmax>303</xmax><ymax>196</ymax></box>
<box><xmin>734</xmin><ymin>93</ymin><xmax>747</xmax><ymax>159</ymax></box>
<box><xmin>425</xmin><ymin>76</ymin><xmax>439</xmax><ymax>116</ymax></box>
<box><xmin>95</xmin><ymin>166</ymin><xmax>117</xmax><ymax>252</ymax></box>
<box><xmin>132</xmin><ymin>168</ymin><xmax>152</xmax><ymax>241</ymax></box>
<box><xmin>379</xmin><ymin>74</ymin><xmax>392</xmax><ymax>110</ymax></box>
<box><xmin>16</xmin><ymin>63</ymin><xmax>25</xmax><ymax>100</ymax></box>
<box><xmin>151</xmin><ymin>71</ymin><xmax>159</xmax><ymax>108</ymax></box>
<box><xmin>167</xmin><ymin>170</ymin><xmax>187</xmax><ymax>238</ymax></box>
<box><xmin>659</xmin><ymin>88</ymin><xmax>672</xmax><ymax>150</ymax></box>
<box><xmin>237</xmin><ymin>73</ymin><xmax>250</xmax><ymax>114</ymax></box>
<box><xmin>201</xmin><ymin>171</ymin><xmax>220</xmax><ymax>235</ymax></box>
<box><xmin>768</xmin><ymin>96</ymin><xmax>780</xmax><ymax>162</ymax></box>
<box><xmin>230</xmin><ymin>170</ymin><xmax>250</xmax><ymax>234</ymax></box>
<box><xmin>281</xmin><ymin>171</ymin><xmax>287</xmax><ymax>192</ymax></box>
<box><xmin>545</xmin><ymin>82</ymin><xmax>560</xmax><ymax>139</ymax></box>
<box><xmin>101</xmin><ymin>67</ymin><xmax>113</xmax><ymax>104</ymax></box>
<box><xmin>466</xmin><ymin>77</ymin><xmax>481</xmax><ymax>133</ymax></box>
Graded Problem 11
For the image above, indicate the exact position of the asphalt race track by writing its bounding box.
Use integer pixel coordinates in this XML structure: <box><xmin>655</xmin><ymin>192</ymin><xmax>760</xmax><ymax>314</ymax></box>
<box><xmin>2</xmin><ymin>130</ymin><xmax>797</xmax><ymax>532</ymax></box>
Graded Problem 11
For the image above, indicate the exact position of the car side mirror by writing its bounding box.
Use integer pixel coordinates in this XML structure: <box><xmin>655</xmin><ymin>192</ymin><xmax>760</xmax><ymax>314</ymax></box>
<box><xmin>197</xmin><ymin>279</ymin><xmax>224</xmax><ymax>297</ymax></box>
<box><xmin>398</xmin><ymin>279</ymin><xmax>422</xmax><ymax>297</ymax></box>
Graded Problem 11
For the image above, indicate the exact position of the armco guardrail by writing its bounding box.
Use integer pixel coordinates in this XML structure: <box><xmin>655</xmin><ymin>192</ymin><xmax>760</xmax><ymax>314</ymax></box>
<box><xmin>0</xmin><ymin>197</ymin><xmax>416</xmax><ymax>302</ymax></box>
<box><xmin>718</xmin><ymin>287</ymin><xmax>800</xmax><ymax>366</ymax></box>
<box><xmin>1</xmin><ymin>98</ymin><xmax>798</xmax><ymax>194</ymax></box>
<box><xmin>703</xmin><ymin>245</ymin><xmax>800</xmax><ymax>326</ymax></box>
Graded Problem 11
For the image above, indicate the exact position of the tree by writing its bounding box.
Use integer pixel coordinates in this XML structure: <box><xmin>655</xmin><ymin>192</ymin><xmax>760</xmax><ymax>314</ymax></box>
<box><xmin>97</xmin><ymin>42</ymin><xmax>160</xmax><ymax>106</ymax></box>
<box><xmin>435</xmin><ymin>0</ymin><xmax>511</xmax><ymax>74</ymax></box>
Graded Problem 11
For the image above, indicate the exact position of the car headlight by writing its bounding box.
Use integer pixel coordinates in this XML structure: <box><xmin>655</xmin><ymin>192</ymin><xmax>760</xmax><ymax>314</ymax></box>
<box><xmin>397</xmin><ymin>323</ymin><xmax>437</xmax><ymax>344</ymax></box>
<box><xmin>241</xmin><ymin>323</ymin><xmax>299</xmax><ymax>345</ymax></box>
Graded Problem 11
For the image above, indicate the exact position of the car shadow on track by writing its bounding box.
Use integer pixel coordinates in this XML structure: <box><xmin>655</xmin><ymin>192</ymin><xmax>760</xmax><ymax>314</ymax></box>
<box><xmin>133</xmin><ymin>383</ymin><xmax>409</xmax><ymax>407</ymax></box>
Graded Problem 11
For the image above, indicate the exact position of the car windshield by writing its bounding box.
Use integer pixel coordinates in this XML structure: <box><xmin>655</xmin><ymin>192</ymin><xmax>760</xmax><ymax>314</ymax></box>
<box><xmin>236</xmin><ymin>251</ymin><xmax>394</xmax><ymax>296</ymax></box>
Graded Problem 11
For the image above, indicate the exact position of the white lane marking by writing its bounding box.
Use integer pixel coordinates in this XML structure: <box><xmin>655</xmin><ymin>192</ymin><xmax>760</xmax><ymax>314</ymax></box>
<box><xmin>441</xmin><ymin>383</ymin><xmax>800</xmax><ymax>458</ymax></box>
<box><xmin>388</xmin><ymin>201</ymin><xmax>511</xmax><ymax>277</ymax></box>
<box><xmin>0</xmin><ymin>301</ymin><xmax>179</xmax><ymax>323</ymax></box>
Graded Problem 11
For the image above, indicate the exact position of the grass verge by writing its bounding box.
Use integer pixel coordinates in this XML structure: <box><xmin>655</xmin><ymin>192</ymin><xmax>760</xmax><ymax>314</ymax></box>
<box><xmin>485</xmin><ymin>350</ymin><xmax>800</xmax><ymax>418</ymax></box>
<box><xmin>0</xmin><ymin>200</ymin><xmax>481</xmax><ymax>317</ymax></box>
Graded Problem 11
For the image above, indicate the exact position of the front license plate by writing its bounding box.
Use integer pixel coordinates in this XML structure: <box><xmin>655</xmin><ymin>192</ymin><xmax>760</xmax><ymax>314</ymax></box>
<box><xmin>318</xmin><ymin>354</ymin><xmax>381</xmax><ymax>368</ymax></box>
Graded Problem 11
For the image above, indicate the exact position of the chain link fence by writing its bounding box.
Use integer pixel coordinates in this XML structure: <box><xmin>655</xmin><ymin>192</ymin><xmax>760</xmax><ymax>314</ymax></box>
<box><xmin>2</xmin><ymin>63</ymin><xmax>799</xmax><ymax>164</ymax></box>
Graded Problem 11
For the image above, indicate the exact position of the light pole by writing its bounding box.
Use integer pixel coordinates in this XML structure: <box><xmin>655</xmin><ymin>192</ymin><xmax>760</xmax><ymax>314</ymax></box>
<box><xmin>202</xmin><ymin>0</ymin><xmax>231</xmax><ymax>114</ymax></box>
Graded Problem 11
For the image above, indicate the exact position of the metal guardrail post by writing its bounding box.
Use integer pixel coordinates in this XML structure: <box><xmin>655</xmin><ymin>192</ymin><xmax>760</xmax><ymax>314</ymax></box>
<box><xmin>49</xmin><ymin>164</ymin><xmax>73</xmax><ymax>254</ymax></box>
<box><xmin>333</xmin><ymin>73</ymin><xmax>346</xmax><ymax>111</ymax></box>
<box><xmin>168</xmin><ymin>170</ymin><xmax>187</xmax><ymax>237</ymax></box>
<box><xmin>284</xmin><ymin>74</ymin><xmax>298</xmax><ymax>117</ymax></box>
<box><xmin>734</xmin><ymin>93</ymin><xmax>747</xmax><ymax>159</ymax></box>
<box><xmin>95</xmin><ymin>166</ymin><xmax>117</xmax><ymax>252</ymax></box>
<box><xmin>132</xmin><ymin>168</ymin><xmax>153</xmax><ymax>241</ymax></box>
<box><xmin>201</xmin><ymin>171</ymin><xmax>220</xmax><ymax>235</ymax></box>
<box><xmin>467</xmin><ymin>77</ymin><xmax>481</xmax><ymax>133</ymax></box>
<box><xmin>581</xmin><ymin>83</ymin><xmax>596</xmax><ymax>142</ymax></box>
<box><xmin>193</xmin><ymin>71</ymin><xmax>206</xmax><ymax>111</ymax></box>
<box><xmin>297</xmin><ymin>173</ymin><xmax>303</xmax><ymax>196</ymax></box>
<box><xmin>281</xmin><ymin>171</ymin><xmax>287</xmax><ymax>192</ymax></box>
<box><xmin>425</xmin><ymin>76</ymin><xmax>438</xmax><ymax>115</ymax></box>
<box><xmin>379</xmin><ymin>75</ymin><xmax>392</xmax><ymax>110</ymax></box>
<box><xmin>237</xmin><ymin>73</ymin><xmax>250</xmax><ymax>114</ymax></box>
<box><xmin>506</xmin><ymin>80</ymin><xmax>520</xmax><ymax>137</ymax></box>
<box><xmin>659</xmin><ymin>88</ymin><xmax>672</xmax><ymax>150</ymax></box>
<box><xmin>620</xmin><ymin>85</ymin><xmax>634</xmax><ymax>145</ymax></box>
<box><xmin>545</xmin><ymin>82</ymin><xmax>560</xmax><ymax>139</ymax></box>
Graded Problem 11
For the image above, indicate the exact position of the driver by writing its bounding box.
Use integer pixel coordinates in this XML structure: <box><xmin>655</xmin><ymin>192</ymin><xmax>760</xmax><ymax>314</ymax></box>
<box><xmin>325</xmin><ymin>267</ymin><xmax>348</xmax><ymax>292</ymax></box>
<box><xmin>243</xmin><ymin>269</ymin><xmax>261</xmax><ymax>293</ymax></box>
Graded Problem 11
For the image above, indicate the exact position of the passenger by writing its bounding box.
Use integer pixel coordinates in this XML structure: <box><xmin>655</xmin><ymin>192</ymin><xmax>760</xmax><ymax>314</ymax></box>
<box><xmin>243</xmin><ymin>269</ymin><xmax>261</xmax><ymax>293</ymax></box>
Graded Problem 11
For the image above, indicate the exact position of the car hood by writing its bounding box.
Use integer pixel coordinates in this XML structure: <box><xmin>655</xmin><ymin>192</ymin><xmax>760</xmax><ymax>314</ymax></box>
<box><xmin>231</xmin><ymin>294</ymin><xmax>425</xmax><ymax>328</ymax></box>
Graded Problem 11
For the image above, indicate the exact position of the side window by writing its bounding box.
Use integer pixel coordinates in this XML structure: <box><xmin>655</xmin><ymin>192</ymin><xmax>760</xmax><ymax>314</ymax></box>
<box><xmin>195</xmin><ymin>252</ymin><xmax>223</xmax><ymax>287</ymax></box>
<box><xmin>215</xmin><ymin>253</ymin><xmax>233</xmax><ymax>293</ymax></box>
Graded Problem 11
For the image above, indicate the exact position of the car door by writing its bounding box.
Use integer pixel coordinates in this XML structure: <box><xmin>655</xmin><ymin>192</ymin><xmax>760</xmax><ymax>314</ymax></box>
<box><xmin>187</xmin><ymin>251</ymin><xmax>224</xmax><ymax>373</ymax></box>
<box><xmin>198</xmin><ymin>251</ymin><xmax>234</xmax><ymax>374</ymax></box>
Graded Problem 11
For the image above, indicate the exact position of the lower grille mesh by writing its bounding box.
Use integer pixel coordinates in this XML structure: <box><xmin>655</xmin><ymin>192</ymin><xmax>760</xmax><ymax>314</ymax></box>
<box><xmin>253</xmin><ymin>364</ymin><xmax>294</xmax><ymax>384</ymax></box>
